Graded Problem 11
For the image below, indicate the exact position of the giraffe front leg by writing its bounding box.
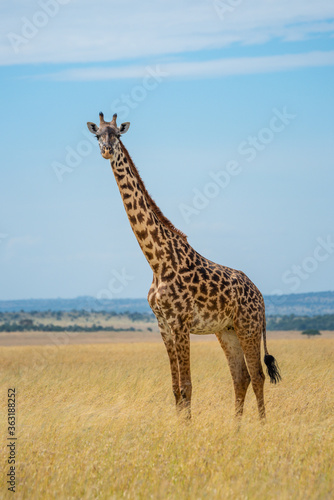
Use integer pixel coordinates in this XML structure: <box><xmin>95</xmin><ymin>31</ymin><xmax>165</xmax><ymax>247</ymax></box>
<box><xmin>173</xmin><ymin>328</ymin><xmax>192</xmax><ymax>419</ymax></box>
<box><xmin>157</xmin><ymin>319</ymin><xmax>182</xmax><ymax>408</ymax></box>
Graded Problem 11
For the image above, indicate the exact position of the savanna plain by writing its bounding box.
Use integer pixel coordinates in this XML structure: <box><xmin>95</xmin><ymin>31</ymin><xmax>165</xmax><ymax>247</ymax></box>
<box><xmin>1</xmin><ymin>328</ymin><xmax>333</xmax><ymax>499</ymax></box>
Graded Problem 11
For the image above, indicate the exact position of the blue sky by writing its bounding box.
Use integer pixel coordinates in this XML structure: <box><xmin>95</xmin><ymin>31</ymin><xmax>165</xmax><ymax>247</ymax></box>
<box><xmin>0</xmin><ymin>0</ymin><xmax>334</xmax><ymax>300</ymax></box>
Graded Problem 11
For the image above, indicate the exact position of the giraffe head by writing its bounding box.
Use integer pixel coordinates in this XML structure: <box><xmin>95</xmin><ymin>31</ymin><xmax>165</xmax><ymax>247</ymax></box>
<box><xmin>87</xmin><ymin>112</ymin><xmax>130</xmax><ymax>159</ymax></box>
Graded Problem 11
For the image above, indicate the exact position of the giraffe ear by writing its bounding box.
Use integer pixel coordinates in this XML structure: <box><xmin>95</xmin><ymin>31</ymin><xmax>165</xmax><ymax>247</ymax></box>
<box><xmin>119</xmin><ymin>122</ymin><xmax>130</xmax><ymax>134</ymax></box>
<box><xmin>87</xmin><ymin>122</ymin><xmax>99</xmax><ymax>134</ymax></box>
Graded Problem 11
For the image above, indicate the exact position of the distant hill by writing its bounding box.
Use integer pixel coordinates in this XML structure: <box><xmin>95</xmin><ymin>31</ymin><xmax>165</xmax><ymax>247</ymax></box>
<box><xmin>264</xmin><ymin>291</ymin><xmax>334</xmax><ymax>316</ymax></box>
<box><xmin>0</xmin><ymin>291</ymin><xmax>333</xmax><ymax>316</ymax></box>
<box><xmin>0</xmin><ymin>297</ymin><xmax>151</xmax><ymax>314</ymax></box>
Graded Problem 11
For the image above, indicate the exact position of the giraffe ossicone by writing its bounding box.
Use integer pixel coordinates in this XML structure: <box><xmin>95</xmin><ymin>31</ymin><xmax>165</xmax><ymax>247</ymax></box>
<box><xmin>87</xmin><ymin>112</ymin><xmax>281</xmax><ymax>420</ymax></box>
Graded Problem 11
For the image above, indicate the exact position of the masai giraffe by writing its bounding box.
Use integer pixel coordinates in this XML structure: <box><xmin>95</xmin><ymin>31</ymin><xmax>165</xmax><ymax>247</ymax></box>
<box><xmin>87</xmin><ymin>112</ymin><xmax>281</xmax><ymax>420</ymax></box>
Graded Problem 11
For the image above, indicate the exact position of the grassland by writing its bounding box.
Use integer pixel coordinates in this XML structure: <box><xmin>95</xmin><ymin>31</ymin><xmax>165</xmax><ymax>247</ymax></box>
<box><xmin>1</xmin><ymin>337</ymin><xmax>333</xmax><ymax>499</ymax></box>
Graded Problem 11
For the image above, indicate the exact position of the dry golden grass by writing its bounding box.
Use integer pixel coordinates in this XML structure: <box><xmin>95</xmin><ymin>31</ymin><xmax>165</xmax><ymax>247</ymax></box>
<box><xmin>1</xmin><ymin>339</ymin><xmax>333</xmax><ymax>499</ymax></box>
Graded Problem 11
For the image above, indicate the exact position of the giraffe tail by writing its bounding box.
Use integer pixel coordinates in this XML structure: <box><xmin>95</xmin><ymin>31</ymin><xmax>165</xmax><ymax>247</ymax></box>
<box><xmin>262</xmin><ymin>316</ymin><xmax>282</xmax><ymax>384</ymax></box>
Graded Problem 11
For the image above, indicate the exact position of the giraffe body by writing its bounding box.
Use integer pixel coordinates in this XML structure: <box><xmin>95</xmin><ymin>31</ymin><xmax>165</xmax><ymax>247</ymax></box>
<box><xmin>87</xmin><ymin>113</ymin><xmax>281</xmax><ymax>420</ymax></box>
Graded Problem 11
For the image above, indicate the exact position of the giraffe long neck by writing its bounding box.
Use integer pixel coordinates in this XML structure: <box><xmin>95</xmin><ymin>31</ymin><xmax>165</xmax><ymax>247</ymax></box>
<box><xmin>110</xmin><ymin>141</ymin><xmax>188</xmax><ymax>274</ymax></box>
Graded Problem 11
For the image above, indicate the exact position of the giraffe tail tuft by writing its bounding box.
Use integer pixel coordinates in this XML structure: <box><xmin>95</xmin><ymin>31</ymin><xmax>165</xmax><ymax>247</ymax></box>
<box><xmin>264</xmin><ymin>354</ymin><xmax>282</xmax><ymax>384</ymax></box>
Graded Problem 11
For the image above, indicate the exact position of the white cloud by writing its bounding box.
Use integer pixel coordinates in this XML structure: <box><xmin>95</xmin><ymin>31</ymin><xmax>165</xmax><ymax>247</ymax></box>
<box><xmin>7</xmin><ymin>235</ymin><xmax>42</xmax><ymax>250</ymax></box>
<box><xmin>41</xmin><ymin>50</ymin><xmax>334</xmax><ymax>81</ymax></box>
<box><xmin>4</xmin><ymin>235</ymin><xmax>43</xmax><ymax>260</ymax></box>
<box><xmin>0</xmin><ymin>0</ymin><xmax>334</xmax><ymax>66</ymax></box>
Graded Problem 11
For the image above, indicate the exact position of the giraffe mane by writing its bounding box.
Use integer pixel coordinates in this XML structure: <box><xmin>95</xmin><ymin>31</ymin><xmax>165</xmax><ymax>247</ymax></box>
<box><xmin>119</xmin><ymin>141</ymin><xmax>188</xmax><ymax>242</ymax></box>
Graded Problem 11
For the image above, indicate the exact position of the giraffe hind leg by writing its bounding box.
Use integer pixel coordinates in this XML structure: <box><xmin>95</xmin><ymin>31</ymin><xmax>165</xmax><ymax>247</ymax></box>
<box><xmin>237</xmin><ymin>329</ymin><xmax>266</xmax><ymax>420</ymax></box>
<box><xmin>216</xmin><ymin>329</ymin><xmax>251</xmax><ymax>418</ymax></box>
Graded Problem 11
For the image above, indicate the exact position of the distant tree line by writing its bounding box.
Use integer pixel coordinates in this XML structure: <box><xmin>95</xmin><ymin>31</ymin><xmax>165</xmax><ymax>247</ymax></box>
<box><xmin>1</xmin><ymin>311</ymin><xmax>333</xmax><ymax>332</ymax></box>
<box><xmin>0</xmin><ymin>309</ymin><xmax>157</xmax><ymax>332</ymax></box>
<box><xmin>0</xmin><ymin>322</ymin><xmax>142</xmax><ymax>333</ymax></box>
<box><xmin>266</xmin><ymin>314</ymin><xmax>334</xmax><ymax>331</ymax></box>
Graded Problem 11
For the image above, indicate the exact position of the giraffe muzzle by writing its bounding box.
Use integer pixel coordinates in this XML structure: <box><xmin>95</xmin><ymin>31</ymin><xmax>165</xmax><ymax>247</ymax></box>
<box><xmin>101</xmin><ymin>147</ymin><xmax>113</xmax><ymax>159</ymax></box>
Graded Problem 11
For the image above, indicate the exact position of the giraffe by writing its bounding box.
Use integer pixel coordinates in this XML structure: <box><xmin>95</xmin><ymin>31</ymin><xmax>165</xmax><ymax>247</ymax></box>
<box><xmin>87</xmin><ymin>112</ymin><xmax>281</xmax><ymax>420</ymax></box>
